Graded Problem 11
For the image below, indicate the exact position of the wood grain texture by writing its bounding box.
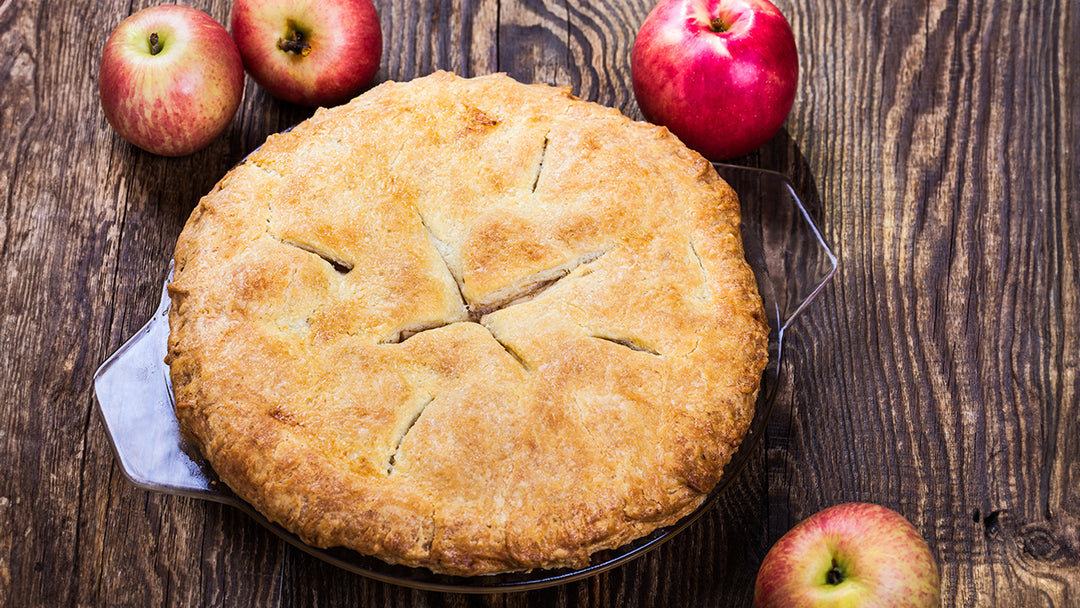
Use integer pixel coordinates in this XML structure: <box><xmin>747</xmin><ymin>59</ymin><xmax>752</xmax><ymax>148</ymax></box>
<box><xmin>0</xmin><ymin>0</ymin><xmax>1076</xmax><ymax>606</ymax></box>
<box><xmin>769</xmin><ymin>0</ymin><xmax>1080</xmax><ymax>605</ymax></box>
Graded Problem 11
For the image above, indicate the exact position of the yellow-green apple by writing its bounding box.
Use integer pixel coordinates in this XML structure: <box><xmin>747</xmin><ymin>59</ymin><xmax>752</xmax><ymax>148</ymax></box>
<box><xmin>99</xmin><ymin>6</ymin><xmax>244</xmax><ymax>157</ymax></box>
<box><xmin>754</xmin><ymin>503</ymin><xmax>941</xmax><ymax>608</ymax></box>
<box><xmin>230</xmin><ymin>0</ymin><xmax>382</xmax><ymax>107</ymax></box>
<box><xmin>631</xmin><ymin>0</ymin><xmax>798</xmax><ymax>160</ymax></box>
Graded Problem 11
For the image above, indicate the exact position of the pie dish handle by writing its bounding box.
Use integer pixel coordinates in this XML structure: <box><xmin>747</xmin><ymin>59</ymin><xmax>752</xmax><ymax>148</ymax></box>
<box><xmin>93</xmin><ymin>264</ymin><xmax>234</xmax><ymax>504</ymax></box>
<box><xmin>713</xmin><ymin>163</ymin><xmax>837</xmax><ymax>352</ymax></box>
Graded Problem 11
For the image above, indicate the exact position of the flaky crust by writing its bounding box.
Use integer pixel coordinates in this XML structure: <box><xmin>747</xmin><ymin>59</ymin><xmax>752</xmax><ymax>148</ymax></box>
<box><xmin>166</xmin><ymin>72</ymin><xmax>768</xmax><ymax>576</ymax></box>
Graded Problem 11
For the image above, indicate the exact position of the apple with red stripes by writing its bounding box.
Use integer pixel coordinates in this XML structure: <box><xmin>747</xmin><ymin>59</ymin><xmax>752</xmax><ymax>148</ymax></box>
<box><xmin>754</xmin><ymin>503</ymin><xmax>941</xmax><ymax>608</ymax></box>
<box><xmin>99</xmin><ymin>6</ymin><xmax>244</xmax><ymax>156</ymax></box>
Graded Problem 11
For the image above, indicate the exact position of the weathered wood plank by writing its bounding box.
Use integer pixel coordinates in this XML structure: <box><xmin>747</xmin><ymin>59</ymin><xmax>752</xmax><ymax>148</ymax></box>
<box><xmin>766</xmin><ymin>0</ymin><xmax>1080</xmax><ymax>606</ymax></box>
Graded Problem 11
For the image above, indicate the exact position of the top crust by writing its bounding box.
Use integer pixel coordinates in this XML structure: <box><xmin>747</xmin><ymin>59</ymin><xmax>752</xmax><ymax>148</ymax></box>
<box><xmin>166</xmin><ymin>71</ymin><xmax>769</xmax><ymax>576</ymax></box>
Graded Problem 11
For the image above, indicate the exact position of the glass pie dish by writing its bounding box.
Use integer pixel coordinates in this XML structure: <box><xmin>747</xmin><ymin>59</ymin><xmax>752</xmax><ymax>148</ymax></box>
<box><xmin>93</xmin><ymin>163</ymin><xmax>837</xmax><ymax>593</ymax></box>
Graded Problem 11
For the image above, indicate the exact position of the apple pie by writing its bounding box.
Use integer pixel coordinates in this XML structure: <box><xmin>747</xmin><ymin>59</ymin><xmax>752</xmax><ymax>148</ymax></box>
<box><xmin>165</xmin><ymin>71</ymin><xmax>768</xmax><ymax>576</ymax></box>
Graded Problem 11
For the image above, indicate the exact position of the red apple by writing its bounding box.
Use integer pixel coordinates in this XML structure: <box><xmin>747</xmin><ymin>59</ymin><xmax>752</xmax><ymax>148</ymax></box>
<box><xmin>754</xmin><ymin>503</ymin><xmax>941</xmax><ymax>608</ymax></box>
<box><xmin>230</xmin><ymin>0</ymin><xmax>382</xmax><ymax>107</ymax></box>
<box><xmin>99</xmin><ymin>6</ymin><xmax>244</xmax><ymax>157</ymax></box>
<box><xmin>631</xmin><ymin>0</ymin><xmax>799</xmax><ymax>160</ymax></box>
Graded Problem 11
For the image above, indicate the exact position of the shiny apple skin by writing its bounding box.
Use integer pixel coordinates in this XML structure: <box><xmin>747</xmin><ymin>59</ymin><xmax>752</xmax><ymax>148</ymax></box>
<box><xmin>99</xmin><ymin>6</ymin><xmax>244</xmax><ymax>157</ymax></box>
<box><xmin>631</xmin><ymin>0</ymin><xmax>798</xmax><ymax>160</ymax></box>
<box><xmin>230</xmin><ymin>0</ymin><xmax>382</xmax><ymax>107</ymax></box>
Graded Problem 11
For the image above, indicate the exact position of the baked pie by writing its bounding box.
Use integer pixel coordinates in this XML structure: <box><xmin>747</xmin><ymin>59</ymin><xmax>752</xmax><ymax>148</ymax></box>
<box><xmin>166</xmin><ymin>71</ymin><xmax>769</xmax><ymax>576</ymax></box>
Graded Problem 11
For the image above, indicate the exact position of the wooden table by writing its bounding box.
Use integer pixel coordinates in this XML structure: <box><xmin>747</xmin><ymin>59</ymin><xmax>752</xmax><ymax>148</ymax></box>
<box><xmin>2</xmin><ymin>0</ymin><xmax>1077</xmax><ymax>605</ymax></box>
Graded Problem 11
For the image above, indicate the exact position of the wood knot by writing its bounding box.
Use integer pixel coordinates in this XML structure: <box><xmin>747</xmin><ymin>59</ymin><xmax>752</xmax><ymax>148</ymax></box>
<box><xmin>978</xmin><ymin>508</ymin><xmax>1080</xmax><ymax>568</ymax></box>
<box><xmin>1018</xmin><ymin>520</ymin><xmax>1080</xmax><ymax>566</ymax></box>
<box><xmin>1020</xmin><ymin>528</ymin><xmax>1060</xmax><ymax>561</ymax></box>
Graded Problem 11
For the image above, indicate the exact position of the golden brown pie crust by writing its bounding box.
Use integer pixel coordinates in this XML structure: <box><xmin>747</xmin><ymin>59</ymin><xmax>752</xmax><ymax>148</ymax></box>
<box><xmin>166</xmin><ymin>71</ymin><xmax>769</xmax><ymax>576</ymax></box>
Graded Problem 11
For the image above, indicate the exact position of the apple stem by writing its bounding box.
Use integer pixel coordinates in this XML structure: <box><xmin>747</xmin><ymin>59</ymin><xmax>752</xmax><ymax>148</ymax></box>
<box><xmin>148</xmin><ymin>32</ymin><xmax>163</xmax><ymax>55</ymax></box>
<box><xmin>277</xmin><ymin>31</ymin><xmax>312</xmax><ymax>56</ymax></box>
<box><xmin>709</xmin><ymin>18</ymin><xmax>731</xmax><ymax>33</ymax></box>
